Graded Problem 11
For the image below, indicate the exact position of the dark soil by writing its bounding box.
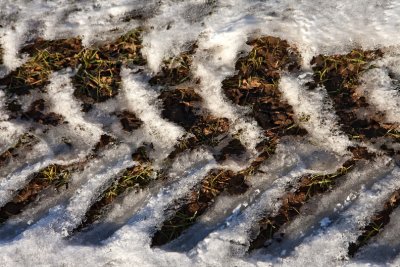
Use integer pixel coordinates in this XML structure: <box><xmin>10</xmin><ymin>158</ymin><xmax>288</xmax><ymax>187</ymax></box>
<box><xmin>117</xmin><ymin>110</ymin><xmax>143</xmax><ymax>132</ymax></box>
<box><xmin>249</xmin><ymin>146</ymin><xmax>375</xmax><ymax>251</ymax></box>
<box><xmin>0</xmin><ymin>44</ymin><xmax>3</xmax><ymax>65</ymax></box>
<box><xmin>22</xmin><ymin>99</ymin><xmax>64</xmax><ymax>126</ymax></box>
<box><xmin>149</xmin><ymin>43</ymin><xmax>197</xmax><ymax>86</ymax></box>
<box><xmin>159</xmin><ymin>87</ymin><xmax>203</xmax><ymax>130</ymax></box>
<box><xmin>6</xmin><ymin>99</ymin><xmax>22</xmax><ymax>114</ymax></box>
<box><xmin>309</xmin><ymin>50</ymin><xmax>400</xmax><ymax>143</ymax></box>
<box><xmin>216</xmin><ymin>138</ymin><xmax>247</xmax><ymax>162</ymax></box>
<box><xmin>92</xmin><ymin>134</ymin><xmax>116</xmax><ymax>153</ymax></box>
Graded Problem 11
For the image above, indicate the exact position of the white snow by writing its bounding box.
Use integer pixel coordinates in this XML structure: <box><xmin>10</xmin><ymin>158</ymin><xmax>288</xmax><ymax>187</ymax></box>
<box><xmin>279</xmin><ymin>74</ymin><xmax>352</xmax><ymax>155</ymax></box>
<box><xmin>0</xmin><ymin>0</ymin><xmax>400</xmax><ymax>266</ymax></box>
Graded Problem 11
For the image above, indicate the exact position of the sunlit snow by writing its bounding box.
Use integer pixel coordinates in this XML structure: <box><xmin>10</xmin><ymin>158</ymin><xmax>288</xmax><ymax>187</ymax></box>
<box><xmin>0</xmin><ymin>0</ymin><xmax>400</xmax><ymax>266</ymax></box>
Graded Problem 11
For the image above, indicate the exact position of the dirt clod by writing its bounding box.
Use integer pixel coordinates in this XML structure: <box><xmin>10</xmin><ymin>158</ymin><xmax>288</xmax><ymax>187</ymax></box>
<box><xmin>117</xmin><ymin>110</ymin><xmax>143</xmax><ymax>132</ymax></box>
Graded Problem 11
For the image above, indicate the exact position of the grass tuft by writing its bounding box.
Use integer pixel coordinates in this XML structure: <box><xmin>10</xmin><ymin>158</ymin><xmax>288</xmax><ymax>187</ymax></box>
<box><xmin>1</xmin><ymin>38</ymin><xmax>82</xmax><ymax>95</ymax></box>
<box><xmin>72</xmin><ymin>29</ymin><xmax>146</xmax><ymax>104</ymax></box>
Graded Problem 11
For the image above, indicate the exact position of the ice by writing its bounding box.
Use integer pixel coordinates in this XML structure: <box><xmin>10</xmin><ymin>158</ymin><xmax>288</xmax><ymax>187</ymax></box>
<box><xmin>319</xmin><ymin>217</ymin><xmax>331</xmax><ymax>228</ymax></box>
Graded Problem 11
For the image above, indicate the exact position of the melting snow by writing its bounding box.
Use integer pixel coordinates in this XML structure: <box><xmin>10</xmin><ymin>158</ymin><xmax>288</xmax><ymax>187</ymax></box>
<box><xmin>0</xmin><ymin>0</ymin><xmax>400</xmax><ymax>266</ymax></box>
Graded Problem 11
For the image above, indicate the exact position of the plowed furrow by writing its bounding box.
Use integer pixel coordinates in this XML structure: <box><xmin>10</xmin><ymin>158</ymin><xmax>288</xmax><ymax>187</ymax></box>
<box><xmin>250</xmin><ymin>147</ymin><xmax>373</xmax><ymax>251</ymax></box>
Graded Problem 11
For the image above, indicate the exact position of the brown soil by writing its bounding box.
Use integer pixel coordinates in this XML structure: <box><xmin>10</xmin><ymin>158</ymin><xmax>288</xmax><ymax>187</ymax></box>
<box><xmin>117</xmin><ymin>110</ymin><xmax>143</xmax><ymax>132</ymax></box>
<box><xmin>0</xmin><ymin>38</ymin><xmax>82</xmax><ymax>96</ymax></box>
<box><xmin>149</xmin><ymin>43</ymin><xmax>197</xmax><ymax>86</ymax></box>
<box><xmin>159</xmin><ymin>88</ymin><xmax>232</xmax><ymax>160</ymax></box>
<box><xmin>168</xmin><ymin>115</ymin><xmax>231</xmax><ymax>160</ymax></box>
<box><xmin>348</xmin><ymin>185</ymin><xmax>400</xmax><ymax>257</ymax></box>
<box><xmin>0</xmin><ymin>164</ymin><xmax>71</xmax><ymax>223</ymax></box>
<box><xmin>132</xmin><ymin>144</ymin><xmax>153</xmax><ymax>163</ymax></box>
<box><xmin>309</xmin><ymin>50</ymin><xmax>400</xmax><ymax>143</ymax></box>
<box><xmin>151</xmin><ymin>168</ymin><xmax>249</xmax><ymax>246</ymax></box>
<box><xmin>0</xmin><ymin>134</ymin><xmax>38</xmax><ymax>168</ymax></box>
<box><xmin>222</xmin><ymin>36</ymin><xmax>302</xmax><ymax>133</ymax></box>
<box><xmin>92</xmin><ymin>134</ymin><xmax>116</xmax><ymax>153</ymax></box>
<box><xmin>249</xmin><ymin>146</ymin><xmax>375</xmax><ymax>251</ymax></box>
<box><xmin>221</xmin><ymin>36</ymin><xmax>307</xmax><ymax>163</ymax></box>
<box><xmin>22</xmin><ymin>99</ymin><xmax>64</xmax><ymax>126</ymax></box>
<box><xmin>159</xmin><ymin>87</ymin><xmax>203</xmax><ymax>130</ymax></box>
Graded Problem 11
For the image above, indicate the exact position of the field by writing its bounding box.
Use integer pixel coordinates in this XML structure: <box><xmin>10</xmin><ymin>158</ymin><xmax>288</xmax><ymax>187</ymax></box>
<box><xmin>0</xmin><ymin>0</ymin><xmax>400</xmax><ymax>266</ymax></box>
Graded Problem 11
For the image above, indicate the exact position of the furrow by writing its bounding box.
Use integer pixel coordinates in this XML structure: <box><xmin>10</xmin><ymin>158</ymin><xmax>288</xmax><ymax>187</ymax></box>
<box><xmin>155</xmin><ymin>137</ymin><xmax>325</xmax><ymax>252</ymax></box>
<box><xmin>348</xmin><ymin>180</ymin><xmax>400</xmax><ymax>257</ymax></box>
<box><xmin>279</xmin><ymin>74</ymin><xmax>352</xmax><ymax>155</ymax></box>
<box><xmin>73</xmin><ymin>146</ymin><xmax>155</xmax><ymax>234</ymax></box>
<box><xmin>189</xmin><ymin>140</ymin><xmax>349</xmax><ymax>265</ymax></box>
<box><xmin>280</xmin><ymin>162</ymin><xmax>400</xmax><ymax>266</ymax></box>
<box><xmin>49</xmin><ymin>145</ymin><xmax>134</xmax><ymax>236</ymax></box>
<box><xmin>251</xmin><ymin>155</ymin><xmax>392</xmax><ymax>260</ymax></box>
<box><xmin>249</xmin><ymin>147</ymin><xmax>375</xmax><ymax>252</ymax></box>
<box><xmin>120</xmin><ymin>69</ymin><xmax>185</xmax><ymax>163</ymax></box>
<box><xmin>359</xmin><ymin>52</ymin><xmax>400</xmax><ymax>125</ymax></box>
<box><xmin>352</xmin><ymin>204</ymin><xmax>400</xmax><ymax>264</ymax></box>
<box><xmin>106</xmin><ymin>149</ymin><xmax>216</xmax><ymax>246</ymax></box>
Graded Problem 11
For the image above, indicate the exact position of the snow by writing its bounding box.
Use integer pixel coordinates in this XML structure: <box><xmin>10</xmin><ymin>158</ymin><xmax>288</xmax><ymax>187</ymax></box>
<box><xmin>0</xmin><ymin>0</ymin><xmax>400</xmax><ymax>266</ymax></box>
<box><xmin>120</xmin><ymin>68</ymin><xmax>184</xmax><ymax>163</ymax></box>
<box><xmin>360</xmin><ymin>53</ymin><xmax>400</xmax><ymax>125</ymax></box>
<box><xmin>279</xmin><ymin>75</ymin><xmax>352</xmax><ymax>155</ymax></box>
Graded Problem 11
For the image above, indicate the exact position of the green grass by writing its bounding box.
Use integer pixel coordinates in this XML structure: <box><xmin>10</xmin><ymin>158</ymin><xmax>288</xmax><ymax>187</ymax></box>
<box><xmin>37</xmin><ymin>164</ymin><xmax>71</xmax><ymax>190</ymax></box>
<box><xmin>103</xmin><ymin>165</ymin><xmax>154</xmax><ymax>201</ymax></box>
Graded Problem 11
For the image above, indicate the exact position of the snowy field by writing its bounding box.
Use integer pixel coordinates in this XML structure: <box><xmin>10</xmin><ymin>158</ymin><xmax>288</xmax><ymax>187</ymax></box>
<box><xmin>0</xmin><ymin>0</ymin><xmax>400</xmax><ymax>266</ymax></box>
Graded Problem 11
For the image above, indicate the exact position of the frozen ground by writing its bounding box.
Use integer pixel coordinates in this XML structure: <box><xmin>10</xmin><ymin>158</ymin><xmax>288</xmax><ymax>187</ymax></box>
<box><xmin>0</xmin><ymin>0</ymin><xmax>400</xmax><ymax>266</ymax></box>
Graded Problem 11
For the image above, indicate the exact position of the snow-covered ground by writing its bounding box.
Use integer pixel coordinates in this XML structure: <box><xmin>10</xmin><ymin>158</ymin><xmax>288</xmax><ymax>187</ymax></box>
<box><xmin>0</xmin><ymin>0</ymin><xmax>400</xmax><ymax>266</ymax></box>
